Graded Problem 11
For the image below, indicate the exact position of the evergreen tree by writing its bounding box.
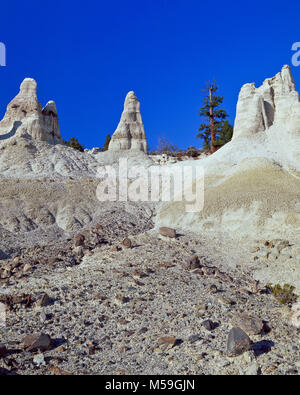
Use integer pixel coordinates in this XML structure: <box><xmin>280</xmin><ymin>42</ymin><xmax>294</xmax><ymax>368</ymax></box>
<box><xmin>217</xmin><ymin>120</ymin><xmax>233</xmax><ymax>147</ymax></box>
<box><xmin>197</xmin><ymin>82</ymin><xmax>227</xmax><ymax>153</ymax></box>
<box><xmin>63</xmin><ymin>137</ymin><xmax>84</xmax><ymax>152</ymax></box>
<box><xmin>102</xmin><ymin>134</ymin><xmax>111</xmax><ymax>151</ymax></box>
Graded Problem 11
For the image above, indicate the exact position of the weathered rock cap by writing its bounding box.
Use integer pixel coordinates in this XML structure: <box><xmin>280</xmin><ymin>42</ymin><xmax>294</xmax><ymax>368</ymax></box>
<box><xmin>42</xmin><ymin>100</ymin><xmax>58</xmax><ymax>117</ymax></box>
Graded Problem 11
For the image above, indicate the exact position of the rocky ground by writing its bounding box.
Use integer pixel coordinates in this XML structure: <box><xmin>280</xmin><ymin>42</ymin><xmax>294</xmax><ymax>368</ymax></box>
<box><xmin>0</xmin><ymin>61</ymin><xmax>299</xmax><ymax>377</ymax></box>
<box><xmin>0</xmin><ymin>222</ymin><xmax>299</xmax><ymax>375</ymax></box>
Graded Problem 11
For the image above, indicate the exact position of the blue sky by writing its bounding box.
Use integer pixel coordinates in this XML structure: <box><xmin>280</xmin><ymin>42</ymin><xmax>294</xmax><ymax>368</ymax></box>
<box><xmin>1</xmin><ymin>0</ymin><xmax>300</xmax><ymax>150</ymax></box>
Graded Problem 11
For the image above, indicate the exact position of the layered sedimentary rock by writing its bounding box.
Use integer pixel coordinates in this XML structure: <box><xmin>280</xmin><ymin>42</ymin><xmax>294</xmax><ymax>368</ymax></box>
<box><xmin>233</xmin><ymin>65</ymin><xmax>300</xmax><ymax>139</ymax></box>
<box><xmin>0</xmin><ymin>78</ymin><xmax>61</xmax><ymax>144</ymax></box>
<box><xmin>109</xmin><ymin>91</ymin><xmax>147</xmax><ymax>152</ymax></box>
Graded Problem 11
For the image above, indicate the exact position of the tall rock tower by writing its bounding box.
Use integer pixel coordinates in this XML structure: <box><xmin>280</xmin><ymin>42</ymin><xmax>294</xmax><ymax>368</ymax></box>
<box><xmin>108</xmin><ymin>91</ymin><xmax>147</xmax><ymax>152</ymax></box>
<box><xmin>0</xmin><ymin>78</ymin><xmax>61</xmax><ymax>144</ymax></box>
<box><xmin>233</xmin><ymin>65</ymin><xmax>300</xmax><ymax>139</ymax></box>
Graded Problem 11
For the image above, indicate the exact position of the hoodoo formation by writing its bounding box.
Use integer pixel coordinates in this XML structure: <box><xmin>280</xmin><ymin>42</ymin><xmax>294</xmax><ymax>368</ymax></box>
<box><xmin>108</xmin><ymin>91</ymin><xmax>147</xmax><ymax>152</ymax></box>
<box><xmin>0</xmin><ymin>78</ymin><xmax>61</xmax><ymax>144</ymax></box>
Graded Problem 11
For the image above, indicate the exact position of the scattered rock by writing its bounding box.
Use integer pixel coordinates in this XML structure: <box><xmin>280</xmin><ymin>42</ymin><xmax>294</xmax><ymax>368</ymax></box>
<box><xmin>185</xmin><ymin>255</ymin><xmax>201</xmax><ymax>270</ymax></box>
<box><xmin>40</xmin><ymin>311</ymin><xmax>47</xmax><ymax>322</ymax></box>
<box><xmin>122</xmin><ymin>238</ymin><xmax>132</xmax><ymax>249</ymax></box>
<box><xmin>290</xmin><ymin>302</ymin><xmax>300</xmax><ymax>328</ymax></box>
<box><xmin>202</xmin><ymin>320</ymin><xmax>217</xmax><ymax>331</ymax></box>
<box><xmin>23</xmin><ymin>333</ymin><xmax>52</xmax><ymax>352</ymax></box>
<box><xmin>74</xmin><ymin>234</ymin><xmax>85</xmax><ymax>247</ymax></box>
<box><xmin>23</xmin><ymin>263</ymin><xmax>32</xmax><ymax>274</ymax></box>
<box><xmin>202</xmin><ymin>267</ymin><xmax>215</xmax><ymax>276</ymax></box>
<box><xmin>188</xmin><ymin>334</ymin><xmax>202</xmax><ymax>343</ymax></box>
<box><xmin>0</xmin><ymin>344</ymin><xmax>7</xmax><ymax>358</ymax></box>
<box><xmin>159</xmin><ymin>227</ymin><xmax>176</xmax><ymax>238</ymax></box>
<box><xmin>231</xmin><ymin>313</ymin><xmax>264</xmax><ymax>335</ymax></box>
<box><xmin>227</xmin><ymin>327</ymin><xmax>252</xmax><ymax>357</ymax></box>
<box><xmin>33</xmin><ymin>353</ymin><xmax>46</xmax><ymax>367</ymax></box>
<box><xmin>246</xmin><ymin>362</ymin><xmax>259</xmax><ymax>375</ymax></box>
<box><xmin>157</xmin><ymin>336</ymin><xmax>177</xmax><ymax>348</ymax></box>
<box><xmin>209</xmin><ymin>284</ymin><xmax>218</xmax><ymax>294</ymax></box>
<box><xmin>156</xmin><ymin>336</ymin><xmax>178</xmax><ymax>352</ymax></box>
<box><xmin>36</xmin><ymin>293</ymin><xmax>51</xmax><ymax>307</ymax></box>
<box><xmin>218</xmin><ymin>296</ymin><xmax>234</xmax><ymax>306</ymax></box>
<box><xmin>73</xmin><ymin>246</ymin><xmax>84</xmax><ymax>259</ymax></box>
<box><xmin>49</xmin><ymin>365</ymin><xmax>72</xmax><ymax>375</ymax></box>
<box><xmin>139</xmin><ymin>327</ymin><xmax>148</xmax><ymax>334</ymax></box>
<box><xmin>113</xmin><ymin>294</ymin><xmax>130</xmax><ymax>306</ymax></box>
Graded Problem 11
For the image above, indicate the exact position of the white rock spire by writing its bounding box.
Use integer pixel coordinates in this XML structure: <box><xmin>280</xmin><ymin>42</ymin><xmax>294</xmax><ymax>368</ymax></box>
<box><xmin>0</xmin><ymin>78</ymin><xmax>61</xmax><ymax>144</ymax></box>
<box><xmin>109</xmin><ymin>91</ymin><xmax>147</xmax><ymax>152</ymax></box>
<box><xmin>233</xmin><ymin>65</ymin><xmax>300</xmax><ymax>139</ymax></box>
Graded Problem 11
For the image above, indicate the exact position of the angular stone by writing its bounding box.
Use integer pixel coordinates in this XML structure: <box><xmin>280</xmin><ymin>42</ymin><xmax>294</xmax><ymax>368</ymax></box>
<box><xmin>159</xmin><ymin>227</ymin><xmax>176</xmax><ymax>238</ymax></box>
<box><xmin>188</xmin><ymin>334</ymin><xmax>202</xmax><ymax>343</ymax></box>
<box><xmin>36</xmin><ymin>293</ymin><xmax>50</xmax><ymax>307</ymax></box>
<box><xmin>49</xmin><ymin>365</ymin><xmax>72</xmax><ymax>375</ymax></box>
<box><xmin>157</xmin><ymin>336</ymin><xmax>177</xmax><ymax>348</ymax></box>
<box><xmin>227</xmin><ymin>327</ymin><xmax>252</xmax><ymax>357</ymax></box>
<box><xmin>23</xmin><ymin>333</ymin><xmax>51</xmax><ymax>352</ymax></box>
<box><xmin>74</xmin><ymin>234</ymin><xmax>85</xmax><ymax>247</ymax></box>
<box><xmin>40</xmin><ymin>311</ymin><xmax>47</xmax><ymax>322</ymax></box>
<box><xmin>209</xmin><ymin>284</ymin><xmax>218</xmax><ymax>294</ymax></box>
<box><xmin>231</xmin><ymin>314</ymin><xmax>264</xmax><ymax>335</ymax></box>
<box><xmin>202</xmin><ymin>319</ymin><xmax>216</xmax><ymax>331</ymax></box>
<box><xmin>139</xmin><ymin>327</ymin><xmax>148</xmax><ymax>334</ymax></box>
<box><xmin>23</xmin><ymin>263</ymin><xmax>32</xmax><ymax>273</ymax></box>
<box><xmin>0</xmin><ymin>344</ymin><xmax>7</xmax><ymax>358</ymax></box>
<box><xmin>185</xmin><ymin>255</ymin><xmax>201</xmax><ymax>270</ymax></box>
<box><xmin>33</xmin><ymin>353</ymin><xmax>46</xmax><ymax>366</ymax></box>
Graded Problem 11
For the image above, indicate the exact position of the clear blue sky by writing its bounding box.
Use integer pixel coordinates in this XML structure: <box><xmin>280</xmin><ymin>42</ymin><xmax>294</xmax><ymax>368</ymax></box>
<box><xmin>1</xmin><ymin>0</ymin><xmax>300</xmax><ymax>150</ymax></box>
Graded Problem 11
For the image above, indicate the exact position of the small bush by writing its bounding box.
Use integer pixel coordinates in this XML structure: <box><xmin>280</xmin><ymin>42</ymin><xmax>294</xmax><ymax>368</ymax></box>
<box><xmin>155</xmin><ymin>136</ymin><xmax>180</xmax><ymax>155</ymax></box>
<box><xmin>268</xmin><ymin>283</ymin><xmax>298</xmax><ymax>305</ymax></box>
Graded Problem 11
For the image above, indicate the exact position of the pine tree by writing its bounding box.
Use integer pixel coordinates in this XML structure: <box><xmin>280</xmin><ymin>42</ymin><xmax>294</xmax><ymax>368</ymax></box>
<box><xmin>217</xmin><ymin>120</ymin><xmax>233</xmax><ymax>147</ymax></box>
<box><xmin>197</xmin><ymin>82</ymin><xmax>227</xmax><ymax>153</ymax></box>
<box><xmin>63</xmin><ymin>137</ymin><xmax>84</xmax><ymax>152</ymax></box>
<box><xmin>102</xmin><ymin>134</ymin><xmax>111</xmax><ymax>151</ymax></box>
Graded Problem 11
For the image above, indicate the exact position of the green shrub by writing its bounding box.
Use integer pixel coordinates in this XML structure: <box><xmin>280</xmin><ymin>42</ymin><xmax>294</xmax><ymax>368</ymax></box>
<box><xmin>268</xmin><ymin>283</ymin><xmax>298</xmax><ymax>305</ymax></box>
